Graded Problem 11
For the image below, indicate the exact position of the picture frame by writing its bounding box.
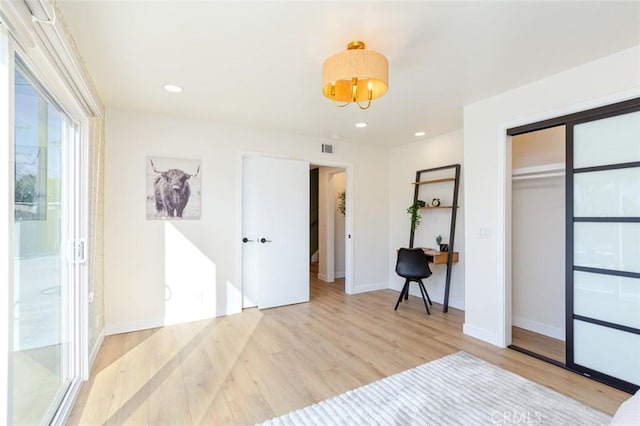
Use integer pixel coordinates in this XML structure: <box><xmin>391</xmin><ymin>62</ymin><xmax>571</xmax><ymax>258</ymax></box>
<box><xmin>146</xmin><ymin>156</ymin><xmax>201</xmax><ymax>220</ymax></box>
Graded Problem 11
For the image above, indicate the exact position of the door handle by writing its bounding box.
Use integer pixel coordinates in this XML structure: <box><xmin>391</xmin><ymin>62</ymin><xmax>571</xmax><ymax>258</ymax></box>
<box><xmin>260</xmin><ymin>238</ymin><xmax>272</xmax><ymax>243</ymax></box>
<box><xmin>242</xmin><ymin>237</ymin><xmax>255</xmax><ymax>243</ymax></box>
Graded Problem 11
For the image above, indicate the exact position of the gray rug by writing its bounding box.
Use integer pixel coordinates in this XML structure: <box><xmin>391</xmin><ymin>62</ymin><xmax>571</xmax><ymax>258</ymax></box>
<box><xmin>259</xmin><ymin>351</ymin><xmax>611</xmax><ymax>425</ymax></box>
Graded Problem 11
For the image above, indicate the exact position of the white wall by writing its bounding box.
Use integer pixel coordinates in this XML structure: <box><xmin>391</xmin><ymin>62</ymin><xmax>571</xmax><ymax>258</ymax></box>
<box><xmin>511</xmin><ymin>128</ymin><xmax>566</xmax><ymax>340</ymax></box>
<box><xmin>333</xmin><ymin>171</ymin><xmax>346</xmax><ymax>278</ymax></box>
<box><xmin>388</xmin><ymin>129</ymin><xmax>465</xmax><ymax>309</ymax></box>
<box><xmin>463</xmin><ymin>45</ymin><xmax>640</xmax><ymax>347</ymax></box>
<box><xmin>104</xmin><ymin>107</ymin><xmax>389</xmax><ymax>333</ymax></box>
<box><xmin>318</xmin><ymin>168</ymin><xmax>346</xmax><ymax>282</ymax></box>
<box><xmin>317</xmin><ymin>166</ymin><xmax>342</xmax><ymax>283</ymax></box>
<box><xmin>512</xmin><ymin>176</ymin><xmax>565</xmax><ymax>339</ymax></box>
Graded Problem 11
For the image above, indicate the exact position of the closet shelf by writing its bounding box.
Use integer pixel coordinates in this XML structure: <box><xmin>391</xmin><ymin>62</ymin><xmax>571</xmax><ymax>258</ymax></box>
<box><xmin>512</xmin><ymin>162</ymin><xmax>565</xmax><ymax>181</ymax></box>
<box><xmin>412</xmin><ymin>177</ymin><xmax>456</xmax><ymax>185</ymax></box>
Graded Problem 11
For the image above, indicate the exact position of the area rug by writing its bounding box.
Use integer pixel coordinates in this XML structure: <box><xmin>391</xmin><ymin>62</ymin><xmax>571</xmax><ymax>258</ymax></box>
<box><xmin>259</xmin><ymin>351</ymin><xmax>611</xmax><ymax>425</ymax></box>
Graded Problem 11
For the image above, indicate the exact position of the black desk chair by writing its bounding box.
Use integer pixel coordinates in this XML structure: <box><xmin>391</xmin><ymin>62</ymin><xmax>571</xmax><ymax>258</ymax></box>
<box><xmin>394</xmin><ymin>248</ymin><xmax>433</xmax><ymax>315</ymax></box>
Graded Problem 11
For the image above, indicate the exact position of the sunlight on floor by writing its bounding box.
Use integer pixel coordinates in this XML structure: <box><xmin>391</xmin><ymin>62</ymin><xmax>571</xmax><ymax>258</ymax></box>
<box><xmin>73</xmin><ymin>309</ymin><xmax>264</xmax><ymax>424</ymax></box>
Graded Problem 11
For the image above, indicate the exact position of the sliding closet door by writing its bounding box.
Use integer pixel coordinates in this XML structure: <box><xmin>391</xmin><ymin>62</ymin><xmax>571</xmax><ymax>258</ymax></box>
<box><xmin>567</xmin><ymin>106</ymin><xmax>640</xmax><ymax>393</ymax></box>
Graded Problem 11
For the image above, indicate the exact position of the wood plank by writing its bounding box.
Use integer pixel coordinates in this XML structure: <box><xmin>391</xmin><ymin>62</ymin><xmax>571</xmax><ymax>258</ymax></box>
<box><xmin>412</xmin><ymin>177</ymin><xmax>456</xmax><ymax>185</ymax></box>
<box><xmin>512</xmin><ymin>326</ymin><xmax>565</xmax><ymax>364</ymax></box>
<box><xmin>68</xmin><ymin>271</ymin><xmax>630</xmax><ymax>425</ymax></box>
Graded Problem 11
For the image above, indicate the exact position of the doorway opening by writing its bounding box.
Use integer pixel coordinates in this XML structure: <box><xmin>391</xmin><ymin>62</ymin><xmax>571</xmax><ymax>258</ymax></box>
<box><xmin>310</xmin><ymin>165</ymin><xmax>347</xmax><ymax>293</ymax></box>
<box><xmin>241</xmin><ymin>155</ymin><xmax>353</xmax><ymax>311</ymax></box>
<box><xmin>510</xmin><ymin>125</ymin><xmax>566</xmax><ymax>365</ymax></box>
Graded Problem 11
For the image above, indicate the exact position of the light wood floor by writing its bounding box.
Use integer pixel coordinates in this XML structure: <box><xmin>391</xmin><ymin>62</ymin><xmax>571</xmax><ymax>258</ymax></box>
<box><xmin>512</xmin><ymin>326</ymin><xmax>566</xmax><ymax>364</ymax></box>
<box><xmin>68</xmin><ymin>273</ymin><xmax>629</xmax><ymax>425</ymax></box>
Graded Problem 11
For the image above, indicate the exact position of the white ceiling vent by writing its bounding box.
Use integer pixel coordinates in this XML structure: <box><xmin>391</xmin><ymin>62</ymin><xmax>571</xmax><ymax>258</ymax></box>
<box><xmin>321</xmin><ymin>143</ymin><xmax>334</xmax><ymax>154</ymax></box>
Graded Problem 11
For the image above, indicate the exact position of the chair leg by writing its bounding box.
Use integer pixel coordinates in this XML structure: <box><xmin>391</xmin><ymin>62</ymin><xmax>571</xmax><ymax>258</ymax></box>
<box><xmin>419</xmin><ymin>279</ymin><xmax>433</xmax><ymax>305</ymax></box>
<box><xmin>417</xmin><ymin>280</ymin><xmax>431</xmax><ymax>315</ymax></box>
<box><xmin>404</xmin><ymin>287</ymin><xmax>409</xmax><ymax>300</ymax></box>
<box><xmin>394</xmin><ymin>280</ymin><xmax>410</xmax><ymax>310</ymax></box>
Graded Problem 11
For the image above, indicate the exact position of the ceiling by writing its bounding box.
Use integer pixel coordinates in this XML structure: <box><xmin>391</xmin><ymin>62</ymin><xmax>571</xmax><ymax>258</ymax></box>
<box><xmin>57</xmin><ymin>1</ymin><xmax>640</xmax><ymax>148</ymax></box>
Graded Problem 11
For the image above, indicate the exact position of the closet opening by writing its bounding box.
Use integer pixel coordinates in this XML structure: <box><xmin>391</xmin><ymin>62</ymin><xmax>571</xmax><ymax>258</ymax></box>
<box><xmin>506</xmin><ymin>96</ymin><xmax>640</xmax><ymax>394</ymax></box>
<box><xmin>510</xmin><ymin>125</ymin><xmax>566</xmax><ymax>366</ymax></box>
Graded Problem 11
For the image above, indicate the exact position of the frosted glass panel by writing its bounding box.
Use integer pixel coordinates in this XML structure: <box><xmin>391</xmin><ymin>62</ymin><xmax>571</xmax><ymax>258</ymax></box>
<box><xmin>574</xmin><ymin>271</ymin><xmax>640</xmax><ymax>328</ymax></box>
<box><xmin>574</xmin><ymin>320</ymin><xmax>640</xmax><ymax>385</ymax></box>
<box><xmin>574</xmin><ymin>222</ymin><xmax>640</xmax><ymax>273</ymax></box>
<box><xmin>574</xmin><ymin>168</ymin><xmax>640</xmax><ymax>217</ymax></box>
<box><xmin>574</xmin><ymin>110</ymin><xmax>640</xmax><ymax>168</ymax></box>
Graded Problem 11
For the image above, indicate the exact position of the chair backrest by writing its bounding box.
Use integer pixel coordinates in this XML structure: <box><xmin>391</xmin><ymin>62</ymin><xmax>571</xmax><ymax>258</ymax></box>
<box><xmin>395</xmin><ymin>248</ymin><xmax>432</xmax><ymax>280</ymax></box>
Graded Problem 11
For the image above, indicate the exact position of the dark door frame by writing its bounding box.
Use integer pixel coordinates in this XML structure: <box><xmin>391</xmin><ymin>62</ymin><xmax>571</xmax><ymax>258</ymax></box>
<box><xmin>507</xmin><ymin>97</ymin><xmax>640</xmax><ymax>394</ymax></box>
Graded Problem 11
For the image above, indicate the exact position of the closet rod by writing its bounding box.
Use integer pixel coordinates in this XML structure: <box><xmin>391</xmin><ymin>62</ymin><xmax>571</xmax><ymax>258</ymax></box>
<box><xmin>512</xmin><ymin>171</ymin><xmax>565</xmax><ymax>181</ymax></box>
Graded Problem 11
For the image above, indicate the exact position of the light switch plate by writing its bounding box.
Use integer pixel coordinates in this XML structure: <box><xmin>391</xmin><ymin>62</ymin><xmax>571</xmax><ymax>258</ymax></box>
<box><xmin>479</xmin><ymin>227</ymin><xmax>491</xmax><ymax>239</ymax></box>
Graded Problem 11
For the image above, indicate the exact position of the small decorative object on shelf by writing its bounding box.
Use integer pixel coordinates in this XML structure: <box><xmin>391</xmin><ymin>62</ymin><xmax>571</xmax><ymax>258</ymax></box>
<box><xmin>407</xmin><ymin>199</ymin><xmax>426</xmax><ymax>231</ymax></box>
<box><xmin>435</xmin><ymin>234</ymin><xmax>449</xmax><ymax>252</ymax></box>
<box><xmin>431</xmin><ymin>198</ymin><xmax>441</xmax><ymax>207</ymax></box>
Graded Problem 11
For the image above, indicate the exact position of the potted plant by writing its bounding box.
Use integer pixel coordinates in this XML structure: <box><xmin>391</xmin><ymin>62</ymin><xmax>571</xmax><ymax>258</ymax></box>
<box><xmin>337</xmin><ymin>191</ymin><xmax>346</xmax><ymax>216</ymax></box>
<box><xmin>407</xmin><ymin>199</ymin><xmax>426</xmax><ymax>231</ymax></box>
<box><xmin>436</xmin><ymin>235</ymin><xmax>448</xmax><ymax>252</ymax></box>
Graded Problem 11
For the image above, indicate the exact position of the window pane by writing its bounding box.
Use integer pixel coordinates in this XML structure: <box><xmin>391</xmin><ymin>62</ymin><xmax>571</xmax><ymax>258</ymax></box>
<box><xmin>574</xmin><ymin>222</ymin><xmax>640</xmax><ymax>273</ymax></box>
<box><xmin>573</xmin><ymin>110</ymin><xmax>640</xmax><ymax>168</ymax></box>
<box><xmin>574</xmin><ymin>271</ymin><xmax>640</xmax><ymax>329</ymax></box>
<box><xmin>574</xmin><ymin>168</ymin><xmax>640</xmax><ymax>217</ymax></box>
<box><xmin>12</xmin><ymin>63</ymin><xmax>74</xmax><ymax>425</ymax></box>
<box><xmin>574</xmin><ymin>320</ymin><xmax>640</xmax><ymax>385</ymax></box>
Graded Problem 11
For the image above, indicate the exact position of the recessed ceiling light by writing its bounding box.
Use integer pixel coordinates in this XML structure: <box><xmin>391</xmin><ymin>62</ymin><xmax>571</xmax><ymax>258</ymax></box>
<box><xmin>414</xmin><ymin>131</ymin><xmax>427</xmax><ymax>137</ymax></box>
<box><xmin>164</xmin><ymin>84</ymin><xmax>183</xmax><ymax>93</ymax></box>
<box><xmin>355</xmin><ymin>122</ymin><xmax>367</xmax><ymax>128</ymax></box>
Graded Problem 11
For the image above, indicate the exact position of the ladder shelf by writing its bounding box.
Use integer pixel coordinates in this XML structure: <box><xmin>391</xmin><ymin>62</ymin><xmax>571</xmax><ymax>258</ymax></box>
<box><xmin>408</xmin><ymin>164</ymin><xmax>461</xmax><ymax>313</ymax></box>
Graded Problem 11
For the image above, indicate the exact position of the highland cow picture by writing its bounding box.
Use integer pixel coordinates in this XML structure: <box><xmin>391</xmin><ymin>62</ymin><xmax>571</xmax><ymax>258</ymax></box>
<box><xmin>146</xmin><ymin>156</ymin><xmax>201</xmax><ymax>220</ymax></box>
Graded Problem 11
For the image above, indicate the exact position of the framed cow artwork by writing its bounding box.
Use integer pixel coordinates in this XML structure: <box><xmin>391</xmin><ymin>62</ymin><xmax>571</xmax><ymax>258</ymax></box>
<box><xmin>146</xmin><ymin>156</ymin><xmax>201</xmax><ymax>220</ymax></box>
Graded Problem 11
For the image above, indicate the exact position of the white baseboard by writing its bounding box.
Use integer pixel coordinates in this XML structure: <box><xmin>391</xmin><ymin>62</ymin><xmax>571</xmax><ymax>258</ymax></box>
<box><xmin>104</xmin><ymin>318</ymin><xmax>165</xmax><ymax>336</ymax></box>
<box><xmin>349</xmin><ymin>282</ymin><xmax>388</xmax><ymax>294</ymax></box>
<box><xmin>317</xmin><ymin>273</ymin><xmax>332</xmax><ymax>282</ymax></box>
<box><xmin>463</xmin><ymin>323</ymin><xmax>503</xmax><ymax>348</ymax></box>
<box><xmin>311</xmin><ymin>250</ymin><xmax>319</xmax><ymax>262</ymax></box>
<box><xmin>513</xmin><ymin>316</ymin><xmax>565</xmax><ymax>341</ymax></box>
<box><xmin>88</xmin><ymin>327</ymin><xmax>105</xmax><ymax>376</ymax></box>
<box><xmin>445</xmin><ymin>297</ymin><xmax>465</xmax><ymax>311</ymax></box>
<box><xmin>335</xmin><ymin>270</ymin><xmax>345</xmax><ymax>279</ymax></box>
<box><xmin>389</xmin><ymin>283</ymin><xmax>465</xmax><ymax>311</ymax></box>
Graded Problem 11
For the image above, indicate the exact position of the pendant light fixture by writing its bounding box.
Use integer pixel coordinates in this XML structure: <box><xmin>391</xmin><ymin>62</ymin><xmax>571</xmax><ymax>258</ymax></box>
<box><xmin>321</xmin><ymin>41</ymin><xmax>388</xmax><ymax>110</ymax></box>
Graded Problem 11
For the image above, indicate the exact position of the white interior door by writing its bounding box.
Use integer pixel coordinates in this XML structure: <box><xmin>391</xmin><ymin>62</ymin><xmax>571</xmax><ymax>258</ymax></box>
<box><xmin>242</xmin><ymin>157</ymin><xmax>259</xmax><ymax>308</ymax></box>
<box><xmin>242</xmin><ymin>156</ymin><xmax>309</xmax><ymax>309</ymax></box>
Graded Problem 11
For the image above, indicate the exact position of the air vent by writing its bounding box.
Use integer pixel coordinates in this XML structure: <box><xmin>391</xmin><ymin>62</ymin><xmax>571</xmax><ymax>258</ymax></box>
<box><xmin>322</xmin><ymin>143</ymin><xmax>334</xmax><ymax>154</ymax></box>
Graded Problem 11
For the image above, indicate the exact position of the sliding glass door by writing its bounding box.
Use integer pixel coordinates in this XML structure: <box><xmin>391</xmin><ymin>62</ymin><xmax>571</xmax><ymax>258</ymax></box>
<box><xmin>567</xmin><ymin>105</ymin><xmax>640</xmax><ymax>393</ymax></box>
<box><xmin>11</xmin><ymin>58</ymin><xmax>81</xmax><ymax>424</ymax></box>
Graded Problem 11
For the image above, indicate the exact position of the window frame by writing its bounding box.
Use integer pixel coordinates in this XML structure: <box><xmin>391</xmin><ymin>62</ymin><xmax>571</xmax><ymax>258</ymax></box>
<box><xmin>1</xmin><ymin>17</ymin><xmax>93</xmax><ymax>425</ymax></box>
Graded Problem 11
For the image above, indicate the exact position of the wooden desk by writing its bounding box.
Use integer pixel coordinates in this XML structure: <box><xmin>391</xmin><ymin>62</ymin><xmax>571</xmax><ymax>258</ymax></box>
<box><xmin>419</xmin><ymin>248</ymin><xmax>459</xmax><ymax>265</ymax></box>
